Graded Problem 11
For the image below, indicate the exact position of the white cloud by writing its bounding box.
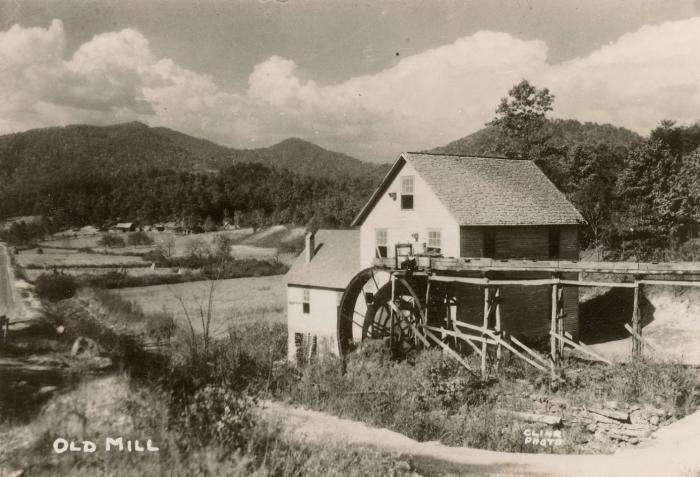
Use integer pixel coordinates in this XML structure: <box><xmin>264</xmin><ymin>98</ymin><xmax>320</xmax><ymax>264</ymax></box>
<box><xmin>0</xmin><ymin>18</ymin><xmax>699</xmax><ymax>161</ymax></box>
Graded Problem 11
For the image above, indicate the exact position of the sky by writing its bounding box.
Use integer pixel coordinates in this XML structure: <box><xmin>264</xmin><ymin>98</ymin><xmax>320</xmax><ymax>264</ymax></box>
<box><xmin>1</xmin><ymin>0</ymin><xmax>699</xmax><ymax>162</ymax></box>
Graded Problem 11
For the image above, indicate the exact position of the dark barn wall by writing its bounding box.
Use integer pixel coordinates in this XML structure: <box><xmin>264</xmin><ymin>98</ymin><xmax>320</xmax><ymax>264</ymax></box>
<box><xmin>455</xmin><ymin>225</ymin><xmax>580</xmax><ymax>341</ymax></box>
<box><xmin>459</xmin><ymin>225</ymin><xmax>579</xmax><ymax>260</ymax></box>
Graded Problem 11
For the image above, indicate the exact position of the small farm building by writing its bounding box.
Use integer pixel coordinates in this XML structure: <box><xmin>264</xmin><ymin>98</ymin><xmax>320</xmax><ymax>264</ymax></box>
<box><xmin>286</xmin><ymin>230</ymin><xmax>360</xmax><ymax>362</ymax></box>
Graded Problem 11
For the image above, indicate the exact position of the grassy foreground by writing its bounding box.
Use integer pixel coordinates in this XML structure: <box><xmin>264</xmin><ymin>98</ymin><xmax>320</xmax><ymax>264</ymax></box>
<box><xmin>5</xmin><ymin>288</ymin><xmax>699</xmax><ymax>475</ymax></box>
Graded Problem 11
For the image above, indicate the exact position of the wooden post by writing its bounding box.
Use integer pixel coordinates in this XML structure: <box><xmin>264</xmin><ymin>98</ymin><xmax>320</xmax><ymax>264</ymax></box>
<box><xmin>390</xmin><ymin>274</ymin><xmax>396</xmax><ymax>350</ymax></box>
<box><xmin>494</xmin><ymin>287</ymin><xmax>502</xmax><ymax>364</ymax></box>
<box><xmin>550</xmin><ymin>276</ymin><xmax>560</xmax><ymax>378</ymax></box>
<box><xmin>632</xmin><ymin>281</ymin><xmax>642</xmax><ymax>356</ymax></box>
<box><xmin>557</xmin><ymin>286</ymin><xmax>565</xmax><ymax>355</ymax></box>
<box><xmin>481</xmin><ymin>284</ymin><xmax>490</xmax><ymax>379</ymax></box>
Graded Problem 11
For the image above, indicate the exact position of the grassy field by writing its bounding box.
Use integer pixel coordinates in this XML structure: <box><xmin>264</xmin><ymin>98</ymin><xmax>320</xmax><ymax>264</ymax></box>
<box><xmin>115</xmin><ymin>275</ymin><xmax>286</xmax><ymax>337</ymax></box>
<box><xmin>37</xmin><ymin>226</ymin><xmax>303</xmax><ymax>262</ymax></box>
<box><xmin>14</xmin><ymin>248</ymin><xmax>146</xmax><ymax>268</ymax></box>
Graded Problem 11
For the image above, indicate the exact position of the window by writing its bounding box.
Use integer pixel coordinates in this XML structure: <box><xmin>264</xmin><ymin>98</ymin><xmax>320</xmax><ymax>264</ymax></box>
<box><xmin>483</xmin><ymin>230</ymin><xmax>496</xmax><ymax>258</ymax></box>
<box><xmin>375</xmin><ymin>228</ymin><xmax>388</xmax><ymax>257</ymax></box>
<box><xmin>302</xmin><ymin>289</ymin><xmax>310</xmax><ymax>314</ymax></box>
<box><xmin>427</xmin><ymin>229</ymin><xmax>441</xmax><ymax>253</ymax></box>
<box><xmin>549</xmin><ymin>227</ymin><xmax>561</xmax><ymax>259</ymax></box>
<box><xmin>400</xmin><ymin>176</ymin><xmax>414</xmax><ymax>210</ymax></box>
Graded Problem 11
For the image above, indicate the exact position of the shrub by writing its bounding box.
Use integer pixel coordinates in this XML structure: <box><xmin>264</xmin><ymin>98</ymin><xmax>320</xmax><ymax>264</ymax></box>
<box><xmin>211</xmin><ymin>233</ymin><xmax>233</xmax><ymax>257</ymax></box>
<box><xmin>127</xmin><ymin>231</ymin><xmax>153</xmax><ymax>246</ymax></box>
<box><xmin>181</xmin><ymin>385</ymin><xmax>257</xmax><ymax>452</ymax></box>
<box><xmin>35</xmin><ymin>273</ymin><xmax>77</xmax><ymax>301</ymax></box>
<box><xmin>146</xmin><ymin>310</ymin><xmax>176</xmax><ymax>341</ymax></box>
<box><xmin>97</xmin><ymin>233</ymin><xmax>126</xmax><ymax>248</ymax></box>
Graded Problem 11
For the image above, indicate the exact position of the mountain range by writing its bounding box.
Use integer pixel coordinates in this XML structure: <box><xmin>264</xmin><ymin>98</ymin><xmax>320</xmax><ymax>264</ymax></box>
<box><xmin>0</xmin><ymin>121</ymin><xmax>385</xmax><ymax>182</ymax></box>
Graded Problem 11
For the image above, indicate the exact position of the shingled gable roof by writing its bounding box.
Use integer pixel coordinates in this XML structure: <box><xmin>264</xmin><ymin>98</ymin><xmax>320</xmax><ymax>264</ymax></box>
<box><xmin>285</xmin><ymin>229</ymin><xmax>360</xmax><ymax>290</ymax></box>
<box><xmin>351</xmin><ymin>152</ymin><xmax>583</xmax><ymax>227</ymax></box>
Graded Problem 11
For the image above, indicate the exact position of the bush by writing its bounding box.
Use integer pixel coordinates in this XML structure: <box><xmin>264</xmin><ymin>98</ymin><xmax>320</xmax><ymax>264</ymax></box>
<box><xmin>97</xmin><ymin>233</ymin><xmax>126</xmax><ymax>248</ymax></box>
<box><xmin>127</xmin><ymin>231</ymin><xmax>153</xmax><ymax>246</ymax></box>
<box><xmin>182</xmin><ymin>385</ymin><xmax>257</xmax><ymax>452</ymax></box>
<box><xmin>35</xmin><ymin>273</ymin><xmax>77</xmax><ymax>301</ymax></box>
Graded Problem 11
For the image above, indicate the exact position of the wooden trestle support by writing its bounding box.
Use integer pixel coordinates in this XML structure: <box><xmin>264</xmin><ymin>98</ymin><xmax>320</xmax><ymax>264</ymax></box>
<box><xmin>337</xmin><ymin>256</ymin><xmax>700</xmax><ymax>379</ymax></box>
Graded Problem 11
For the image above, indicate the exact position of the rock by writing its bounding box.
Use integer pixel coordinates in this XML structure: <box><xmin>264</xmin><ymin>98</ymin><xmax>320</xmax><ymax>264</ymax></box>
<box><xmin>55</xmin><ymin>325</ymin><xmax>65</xmax><ymax>334</ymax></box>
<box><xmin>71</xmin><ymin>337</ymin><xmax>103</xmax><ymax>358</ymax></box>
<box><xmin>37</xmin><ymin>386</ymin><xmax>58</xmax><ymax>395</ymax></box>
<box><xmin>630</xmin><ymin>409</ymin><xmax>647</xmax><ymax>425</ymax></box>
<box><xmin>586</xmin><ymin>411</ymin><xmax>616</xmax><ymax>424</ymax></box>
<box><xmin>586</xmin><ymin>423</ymin><xmax>597</xmax><ymax>433</ymax></box>
<box><xmin>89</xmin><ymin>357</ymin><xmax>113</xmax><ymax>371</ymax></box>
<box><xmin>589</xmin><ymin>407</ymin><xmax>629</xmax><ymax>422</ymax></box>
<box><xmin>394</xmin><ymin>461</ymin><xmax>412</xmax><ymax>472</ymax></box>
<box><xmin>617</xmin><ymin>425</ymin><xmax>652</xmax><ymax>438</ymax></box>
<box><xmin>495</xmin><ymin>409</ymin><xmax>561</xmax><ymax>425</ymax></box>
<box><xmin>649</xmin><ymin>415</ymin><xmax>660</xmax><ymax>426</ymax></box>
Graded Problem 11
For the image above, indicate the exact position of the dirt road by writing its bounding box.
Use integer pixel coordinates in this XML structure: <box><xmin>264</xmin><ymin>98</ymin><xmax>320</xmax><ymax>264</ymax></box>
<box><xmin>262</xmin><ymin>401</ymin><xmax>700</xmax><ymax>476</ymax></box>
<box><xmin>0</xmin><ymin>244</ymin><xmax>15</xmax><ymax>319</ymax></box>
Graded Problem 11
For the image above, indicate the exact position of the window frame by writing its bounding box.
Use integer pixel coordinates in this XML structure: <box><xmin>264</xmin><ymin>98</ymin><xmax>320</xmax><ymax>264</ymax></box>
<box><xmin>427</xmin><ymin>229</ymin><xmax>442</xmax><ymax>253</ymax></box>
<box><xmin>375</xmin><ymin>228</ymin><xmax>388</xmax><ymax>257</ymax></box>
<box><xmin>400</xmin><ymin>176</ymin><xmax>414</xmax><ymax>210</ymax></box>
<box><xmin>302</xmin><ymin>289</ymin><xmax>310</xmax><ymax>314</ymax></box>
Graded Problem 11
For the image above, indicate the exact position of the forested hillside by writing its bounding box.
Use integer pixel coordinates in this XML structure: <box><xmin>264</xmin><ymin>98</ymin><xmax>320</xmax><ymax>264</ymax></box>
<box><xmin>0</xmin><ymin>122</ymin><xmax>386</xmax><ymax>230</ymax></box>
<box><xmin>0</xmin><ymin>162</ymin><xmax>377</xmax><ymax>231</ymax></box>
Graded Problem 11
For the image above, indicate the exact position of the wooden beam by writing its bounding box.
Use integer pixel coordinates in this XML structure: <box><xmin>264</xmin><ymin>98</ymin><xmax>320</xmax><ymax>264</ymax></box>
<box><xmin>495</xmin><ymin>287</ymin><xmax>502</xmax><ymax>364</ymax></box>
<box><xmin>482</xmin><ymin>285</ymin><xmax>490</xmax><ymax>378</ymax></box>
<box><xmin>374</xmin><ymin>256</ymin><xmax>700</xmax><ymax>276</ymax></box>
<box><xmin>422</xmin><ymin>326</ymin><xmax>476</xmax><ymax>375</ymax></box>
<box><xmin>452</xmin><ymin>319</ymin><xmax>486</xmax><ymax>334</ymax></box>
<box><xmin>639</xmin><ymin>279</ymin><xmax>700</xmax><ymax>287</ymax></box>
<box><xmin>425</xmin><ymin>325</ymin><xmax>485</xmax><ymax>355</ymax></box>
<box><xmin>624</xmin><ymin>323</ymin><xmax>658</xmax><ymax>354</ymax></box>
<box><xmin>550</xmin><ymin>279</ymin><xmax>559</xmax><ymax>376</ymax></box>
<box><xmin>408</xmin><ymin>323</ymin><xmax>431</xmax><ymax>348</ymax></box>
<box><xmin>550</xmin><ymin>331</ymin><xmax>612</xmax><ymax>365</ymax></box>
<box><xmin>632</xmin><ymin>282</ymin><xmax>642</xmax><ymax>357</ymax></box>
<box><xmin>560</xmin><ymin>280</ymin><xmax>637</xmax><ymax>288</ymax></box>
<box><xmin>453</xmin><ymin>319</ymin><xmax>548</xmax><ymax>372</ymax></box>
<box><xmin>510</xmin><ymin>335</ymin><xmax>549</xmax><ymax>367</ymax></box>
<box><xmin>425</xmin><ymin>275</ymin><xmax>700</xmax><ymax>288</ymax></box>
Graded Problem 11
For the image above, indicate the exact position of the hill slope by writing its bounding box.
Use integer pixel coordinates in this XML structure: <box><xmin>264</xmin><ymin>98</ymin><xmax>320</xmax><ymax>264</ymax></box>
<box><xmin>432</xmin><ymin>119</ymin><xmax>644</xmax><ymax>156</ymax></box>
<box><xmin>0</xmin><ymin>122</ymin><xmax>383</xmax><ymax>181</ymax></box>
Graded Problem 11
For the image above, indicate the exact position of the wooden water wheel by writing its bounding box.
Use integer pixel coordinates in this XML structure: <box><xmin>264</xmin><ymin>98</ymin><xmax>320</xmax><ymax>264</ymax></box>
<box><xmin>337</xmin><ymin>268</ymin><xmax>428</xmax><ymax>357</ymax></box>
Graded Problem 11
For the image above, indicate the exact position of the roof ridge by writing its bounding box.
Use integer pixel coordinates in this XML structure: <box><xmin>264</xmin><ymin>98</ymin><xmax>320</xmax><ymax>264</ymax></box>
<box><xmin>405</xmin><ymin>151</ymin><xmax>512</xmax><ymax>160</ymax></box>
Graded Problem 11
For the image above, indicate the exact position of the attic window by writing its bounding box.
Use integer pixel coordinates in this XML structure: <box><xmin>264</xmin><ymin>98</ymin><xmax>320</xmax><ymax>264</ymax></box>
<box><xmin>400</xmin><ymin>176</ymin><xmax>414</xmax><ymax>210</ymax></box>
<box><xmin>375</xmin><ymin>228</ymin><xmax>388</xmax><ymax>258</ymax></box>
<box><xmin>302</xmin><ymin>289</ymin><xmax>310</xmax><ymax>314</ymax></box>
<box><xmin>427</xmin><ymin>230</ymin><xmax>441</xmax><ymax>253</ymax></box>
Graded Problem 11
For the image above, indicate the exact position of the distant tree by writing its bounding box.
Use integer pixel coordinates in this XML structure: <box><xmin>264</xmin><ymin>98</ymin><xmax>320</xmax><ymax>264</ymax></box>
<box><xmin>203</xmin><ymin>216</ymin><xmax>218</xmax><ymax>232</ymax></box>
<box><xmin>98</xmin><ymin>233</ymin><xmax>126</xmax><ymax>248</ymax></box>
<box><xmin>186</xmin><ymin>237</ymin><xmax>210</xmax><ymax>258</ymax></box>
<box><xmin>212</xmin><ymin>233</ymin><xmax>233</xmax><ymax>257</ymax></box>
<box><xmin>487</xmin><ymin>80</ymin><xmax>555</xmax><ymax>160</ymax></box>
<box><xmin>158</xmin><ymin>235</ymin><xmax>176</xmax><ymax>258</ymax></box>
<box><xmin>127</xmin><ymin>230</ymin><xmax>153</xmax><ymax>246</ymax></box>
<box><xmin>650</xmin><ymin>120</ymin><xmax>700</xmax><ymax>157</ymax></box>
